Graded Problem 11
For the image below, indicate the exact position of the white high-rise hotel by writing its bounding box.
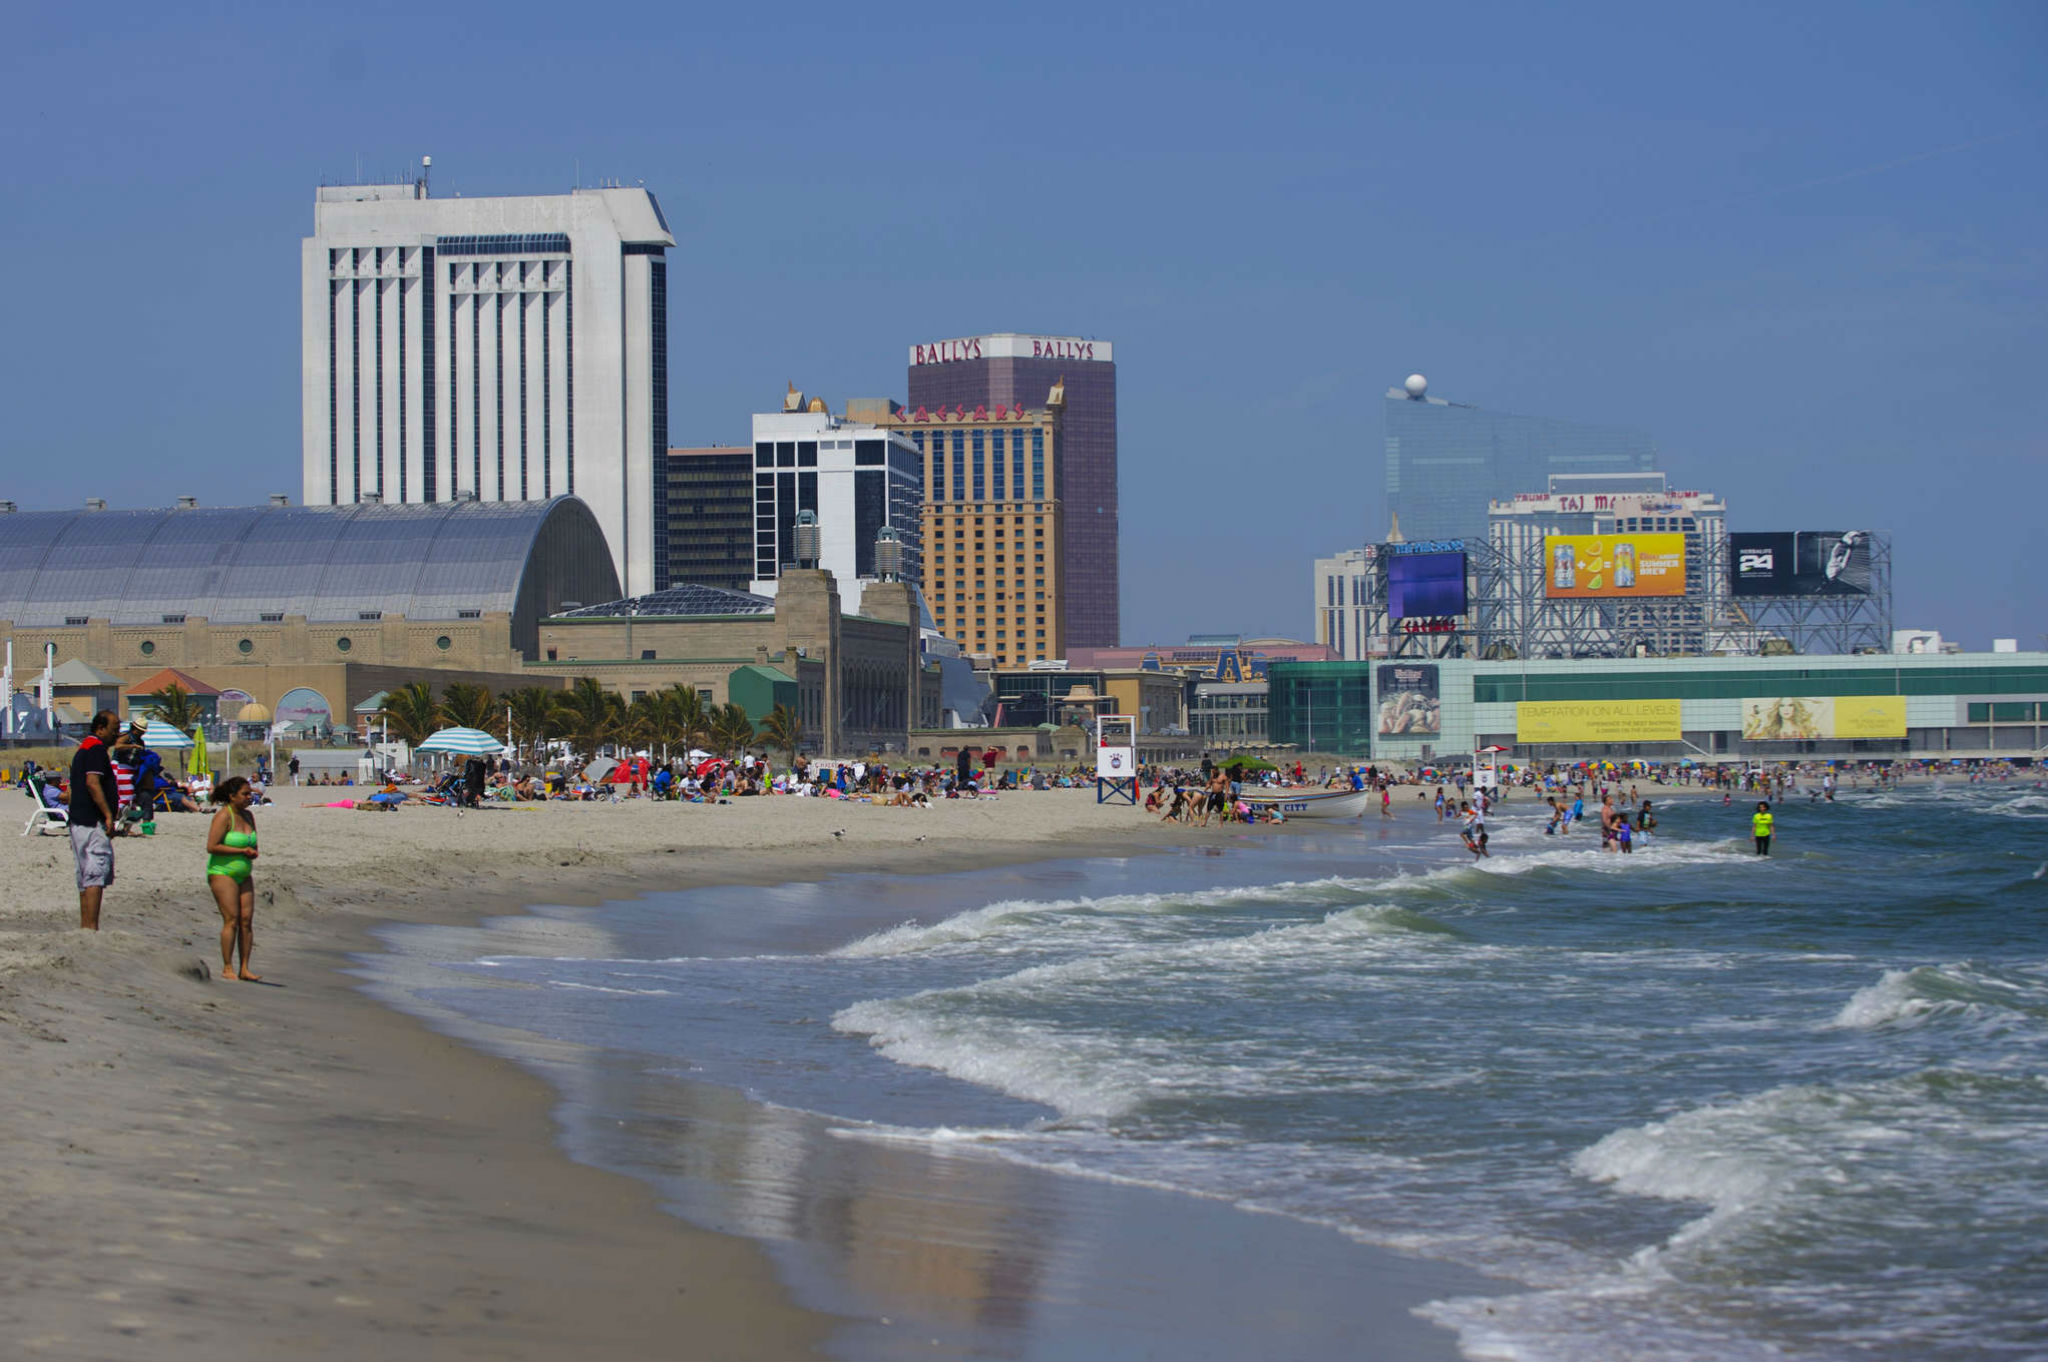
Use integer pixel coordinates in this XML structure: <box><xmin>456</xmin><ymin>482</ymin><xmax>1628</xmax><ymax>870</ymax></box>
<box><xmin>302</xmin><ymin>170</ymin><xmax>672</xmax><ymax>595</ymax></box>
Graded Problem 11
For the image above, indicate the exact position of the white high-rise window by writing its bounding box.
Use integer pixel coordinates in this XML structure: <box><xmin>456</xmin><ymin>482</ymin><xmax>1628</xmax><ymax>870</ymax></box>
<box><xmin>302</xmin><ymin>176</ymin><xmax>673</xmax><ymax>596</ymax></box>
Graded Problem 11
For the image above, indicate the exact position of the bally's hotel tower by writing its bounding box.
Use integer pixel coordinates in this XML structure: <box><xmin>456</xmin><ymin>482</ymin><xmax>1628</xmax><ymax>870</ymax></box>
<box><xmin>302</xmin><ymin>175</ymin><xmax>673</xmax><ymax>595</ymax></box>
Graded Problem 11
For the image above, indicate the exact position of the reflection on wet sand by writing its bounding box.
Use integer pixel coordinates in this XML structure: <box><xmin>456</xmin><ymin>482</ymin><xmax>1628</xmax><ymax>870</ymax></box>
<box><xmin>553</xmin><ymin>1053</ymin><xmax>1487</xmax><ymax>1361</ymax></box>
<box><xmin>565</xmin><ymin>1058</ymin><xmax>1058</xmax><ymax>1350</ymax></box>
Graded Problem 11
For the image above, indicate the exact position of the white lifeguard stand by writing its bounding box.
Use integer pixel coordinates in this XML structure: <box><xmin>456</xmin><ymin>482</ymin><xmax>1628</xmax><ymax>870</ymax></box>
<box><xmin>1472</xmin><ymin>744</ymin><xmax>1506</xmax><ymax>794</ymax></box>
<box><xmin>1096</xmin><ymin>714</ymin><xmax>1137</xmax><ymax>805</ymax></box>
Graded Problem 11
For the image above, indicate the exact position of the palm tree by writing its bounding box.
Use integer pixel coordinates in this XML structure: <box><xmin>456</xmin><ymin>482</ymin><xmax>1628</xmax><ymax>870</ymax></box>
<box><xmin>377</xmin><ymin>680</ymin><xmax>439</xmax><ymax>744</ymax></box>
<box><xmin>506</xmin><ymin>686</ymin><xmax>562</xmax><ymax>758</ymax></box>
<box><xmin>438</xmin><ymin>681</ymin><xmax>496</xmax><ymax>731</ymax></box>
<box><xmin>757</xmin><ymin>702</ymin><xmax>804</xmax><ymax>768</ymax></box>
<box><xmin>708</xmin><ymin>702</ymin><xmax>757</xmax><ymax>759</ymax></box>
<box><xmin>144</xmin><ymin>683</ymin><xmax>197</xmax><ymax>732</ymax></box>
<box><xmin>556</xmin><ymin>676</ymin><xmax>623</xmax><ymax>760</ymax></box>
<box><xmin>621</xmin><ymin>691</ymin><xmax>661</xmax><ymax>754</ymax></box>
<box><xmin>663</xmin><ymin>684</ymin><xmax>708</xmax><ymax>756</ymax></box>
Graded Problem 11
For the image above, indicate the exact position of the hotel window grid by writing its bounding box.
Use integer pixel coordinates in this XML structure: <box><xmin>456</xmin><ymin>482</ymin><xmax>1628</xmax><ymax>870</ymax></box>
<box><xmin>420</xmin><ymin>246</ymin><xmax>436</xmax><ymax>501</ymax></box>
<box><xmin>649</xmin><ymin>256</ymin><xmax>669</xmax><ymax>588</ymax></box>
<box><xmin>517</xmin><ymin>282</ymin><xmax>529</xmax><ymax>498</ymax></box>
<box><xmin>350</xmin><ymin>264</ymin><xmax>361</xmax><ymax>499</ymax></box>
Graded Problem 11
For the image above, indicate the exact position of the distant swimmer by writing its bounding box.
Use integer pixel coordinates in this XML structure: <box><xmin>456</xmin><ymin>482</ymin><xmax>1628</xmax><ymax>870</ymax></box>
<box><xmin>1753</xmin><ymin>801</ymin><xmax>1774</xmax><ymax>857</ymax></box>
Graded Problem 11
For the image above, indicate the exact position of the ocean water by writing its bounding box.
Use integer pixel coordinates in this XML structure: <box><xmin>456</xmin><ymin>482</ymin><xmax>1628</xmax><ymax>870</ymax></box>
<box><xmin>375</xmin><ymin>781</ymin><xmax>2048</xmax><ymax>1361</ymax></box>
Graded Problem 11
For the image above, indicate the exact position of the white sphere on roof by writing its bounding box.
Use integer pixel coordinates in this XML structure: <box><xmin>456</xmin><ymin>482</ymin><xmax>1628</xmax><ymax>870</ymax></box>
<box><xmin>1404</xmin><ymin>374</ymin><xmax>1428</xmax><ymax>398</ymax></box>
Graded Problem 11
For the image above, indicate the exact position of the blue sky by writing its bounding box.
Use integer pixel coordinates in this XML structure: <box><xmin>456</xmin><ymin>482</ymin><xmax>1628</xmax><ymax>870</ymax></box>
<box><xmin>3</xmin><ymin>1</ymin><xmax>2042</xmax><ymax>647</ymax></box>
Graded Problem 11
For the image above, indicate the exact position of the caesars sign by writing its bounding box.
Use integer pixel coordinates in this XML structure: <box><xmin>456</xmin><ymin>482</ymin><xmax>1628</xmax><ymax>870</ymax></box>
<box><xmin>1376</xmin><ymin>664</ymin><xmax>1440</xmax><ymax>736</ymax></box>
<box><xmin>1544</xmin><ymin>533</ymin><xmax>1686</xmax><ymax>599</ymax></box>
<box><xmin>910</xmin><ymin>335</ymin><xmax>1114</xmax><ymax>366</ymax></box>
<box><xmin>1740</xmin><ymin>696</ymin><xmax>1906</xmax><ymax>741</ymax></box>
<box><xmin>1516</xmin><ymin>699</ymin><xmax>1682</xmax><ymax>745</ymax></box>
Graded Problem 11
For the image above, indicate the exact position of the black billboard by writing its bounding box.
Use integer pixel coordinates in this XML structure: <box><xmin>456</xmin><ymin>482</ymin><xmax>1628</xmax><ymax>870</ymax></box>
<box><xmin>1730</xmin><ymin>531</ymin><xmax>1871</xmax><ymax>597</ymax></box>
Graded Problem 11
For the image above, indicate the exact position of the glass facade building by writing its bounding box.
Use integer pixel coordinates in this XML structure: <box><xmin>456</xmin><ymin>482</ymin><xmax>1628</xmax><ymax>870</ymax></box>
<box><xmin>1265</xmin><ymin>654</ymin><xmax>2048</xmax><ymax>762</ymax></box>
<box><xmin>664</xmin><ymin>447</ymin><xmax>754</xmax><ymax>591</ymax></box>
<box><xmin>908</xmin><ymin>336</ymin><xmax>1117</xmax><ymax>648</ymax></box>
<box><xmin>1266</xmin><ymin>662</ymin><xmax>1377</xmax><ymax>756</ymax></box>
<box><xmin>1384</xmin><ymin>385</ymin><xmax>1656</xmax><ymax>544</ymax></box>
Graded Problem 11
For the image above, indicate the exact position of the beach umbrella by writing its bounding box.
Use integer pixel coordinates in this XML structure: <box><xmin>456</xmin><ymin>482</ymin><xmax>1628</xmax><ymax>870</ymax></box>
<box><xmin>189</xmin><ymin>727</ymin><xmax>211</xmax><ymax>778</ymax></box>
<box><xmin>141</xmin><ymin>719</ymin><xmax>195</xmax><ymax>749</ymax></box>
<box><xmin>416</xmin><ymin>726</ymin><xmax>506</xmax><ymax>756</ymax></box>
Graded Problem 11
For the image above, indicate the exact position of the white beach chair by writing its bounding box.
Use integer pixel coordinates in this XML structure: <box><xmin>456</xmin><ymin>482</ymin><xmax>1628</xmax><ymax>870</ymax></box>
<box><xmin>22</xmin><ymin>777</ymin><xmax>68</xmax><ymax>837</ymax></box>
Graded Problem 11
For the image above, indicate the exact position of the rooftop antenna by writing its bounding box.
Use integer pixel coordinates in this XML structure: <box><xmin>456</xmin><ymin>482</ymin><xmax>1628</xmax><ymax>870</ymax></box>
<box><xmin>417</xmin><ymin>154</ymin><xmax>431</xmax><ymax>199</ymax></box>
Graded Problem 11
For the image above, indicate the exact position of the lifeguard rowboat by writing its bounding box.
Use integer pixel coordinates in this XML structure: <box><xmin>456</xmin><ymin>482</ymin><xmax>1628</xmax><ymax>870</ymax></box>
<box><xmin>1237</xmin><ymin>788</ymin><xmax>1374</xmax><ymax>819</ymax></box>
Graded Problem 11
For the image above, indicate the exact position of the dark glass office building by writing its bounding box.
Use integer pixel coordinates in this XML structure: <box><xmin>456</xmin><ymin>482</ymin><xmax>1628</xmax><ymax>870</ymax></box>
<box><xmin>665</xmin><ymin>446</ymin><xmax>754</xmax><ymax>591</ymax></box>
<box><xmin>908</xmin><ymin>334</ymin><xmax>1118</xmax><ymax>648</ymax></box>
<box><xmin>1384</xmin><ymin>380</ymin><xmax>1657</xmax><ymax>544</ymax></box>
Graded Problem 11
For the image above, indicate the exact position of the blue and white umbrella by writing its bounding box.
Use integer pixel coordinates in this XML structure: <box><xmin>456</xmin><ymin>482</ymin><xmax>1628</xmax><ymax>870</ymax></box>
<box><xmin>139</xmin><ymin>719</ymin><xmax>196</xmax><ymax>750</ymax></box>
<box><xmin>416</xmin><ymin>726</ymin><xmax>506</xmax><ymax>755</ymax></box>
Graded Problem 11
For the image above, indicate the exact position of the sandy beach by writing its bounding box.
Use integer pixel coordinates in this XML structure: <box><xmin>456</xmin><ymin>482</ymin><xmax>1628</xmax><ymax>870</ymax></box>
<box><xmin>0</xmin><ymin>783</ymin><xmax>1504</xmax><ymax>1359</ymax></box>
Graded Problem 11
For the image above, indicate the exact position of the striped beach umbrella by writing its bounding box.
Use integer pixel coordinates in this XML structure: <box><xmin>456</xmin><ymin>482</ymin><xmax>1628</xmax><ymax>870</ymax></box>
<box><xmin>140</xmin><ymin>719</ymin><xmax>196</xmax><ymax>750</ymax></box>
<box><xmin>416</xmin><ymin>726</ymin><xmax>506</xmax><ymax>756</ymax></box>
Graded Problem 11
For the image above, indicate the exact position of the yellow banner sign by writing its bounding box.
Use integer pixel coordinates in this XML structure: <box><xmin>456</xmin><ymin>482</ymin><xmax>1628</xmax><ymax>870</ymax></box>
<box><xmin>1544</xmin><ymin>533</ymin><xmax>1688</xmax><ymax>599</ymax></box>
<box><xmin>1516</xmin><ymin>699</ymin><xmax>1683</xmax><ymax>744</ymax></box>
<box><xmin>1740</xmin><ymin>696</ymin><xmax>1906</xmax><ymax>741</ymax></box>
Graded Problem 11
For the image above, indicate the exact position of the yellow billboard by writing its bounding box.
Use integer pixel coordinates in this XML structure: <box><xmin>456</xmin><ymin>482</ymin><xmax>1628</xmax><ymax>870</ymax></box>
<box><xmin>1544</xmin><ymin>533</ymin><xmax>1687</xmax><ymax>599</ymax></box>
<box><xmin>1517</xmin><ymin>699</ymin><xmax>1683</xmax><ymax>745</ymax></box>
<box><xmin>1740</xmin><ymin>696</ymin><xmax>1906</xmax><ymax>741</ymax></box>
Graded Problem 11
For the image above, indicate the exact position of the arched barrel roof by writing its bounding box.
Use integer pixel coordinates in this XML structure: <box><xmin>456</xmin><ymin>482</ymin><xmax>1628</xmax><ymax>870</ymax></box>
<box><xmin>0</xmin><ymin>498</ymin><xmax>618</xmax><ymax>658</ymax></box>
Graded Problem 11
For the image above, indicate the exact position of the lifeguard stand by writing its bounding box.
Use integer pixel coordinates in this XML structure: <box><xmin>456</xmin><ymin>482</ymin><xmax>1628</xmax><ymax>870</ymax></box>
<box><xmin>1472</xmin><ymin>744</ymin><xmax>1506</xmax><ymax>794</ymax></box>
<box><xmin>1096</xmin><ymin>714</ymin><xmax>1137</xmax><ymax>805</ymax></box>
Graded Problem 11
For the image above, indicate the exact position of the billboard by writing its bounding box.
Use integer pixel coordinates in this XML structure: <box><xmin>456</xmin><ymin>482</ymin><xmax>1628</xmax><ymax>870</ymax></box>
<box><xmin>1740</xmin><ymin>696</ymin><xmax>1906</xmax><ymax>741</ymax></box>
<box><xmin>1516</xmin><ymin>699</ymin><xmax>1683</xmax><ymax>744</ymax></box>
<box><xmin>1377</xmin><ymin>664</ymin><xmax>1440</xmax><ymax>736</ymax></box>
<box><xmin>1730</xmin><ymin>531</ymin><xmax>1871</xmax><ymax>597</ymax></box>
<box><xmin>1388</xmin><ymin>552</ymin><xmax>1468</xmax><ymax>619</ymax></box>
<box><xmin>1544</xmin><ymin>533</ymin><xmax>1686</xmax><ymax>599</ymax></box>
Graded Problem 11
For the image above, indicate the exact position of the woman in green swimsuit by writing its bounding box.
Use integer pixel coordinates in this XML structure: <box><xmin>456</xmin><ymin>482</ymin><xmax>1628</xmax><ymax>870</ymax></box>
<box><xmin>205</xmin><ymin>777</ymin><xmax>262</xmax><ymax>981</ymax></box>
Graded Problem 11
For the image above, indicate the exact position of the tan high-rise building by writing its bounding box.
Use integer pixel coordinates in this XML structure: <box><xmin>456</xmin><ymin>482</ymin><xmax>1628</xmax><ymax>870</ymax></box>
<box><xmin>874</xmin><ymin>387</ymin><xmax>1066</xmax><ymax>667</ymax></box>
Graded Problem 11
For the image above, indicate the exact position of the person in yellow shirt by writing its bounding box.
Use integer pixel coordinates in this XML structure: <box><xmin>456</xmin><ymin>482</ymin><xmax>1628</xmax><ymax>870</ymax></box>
<box><xmin>1753</xmin><ymin>801</ymin><xmax>1775</xmax><ymax>856</ymax></box>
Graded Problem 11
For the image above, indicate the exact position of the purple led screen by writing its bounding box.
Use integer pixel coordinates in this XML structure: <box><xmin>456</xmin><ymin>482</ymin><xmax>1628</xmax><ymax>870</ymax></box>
<box><xmin>1388</xmin><ymin>552</ymin><xmax>1468</xmax><ymax>619</ymax></box>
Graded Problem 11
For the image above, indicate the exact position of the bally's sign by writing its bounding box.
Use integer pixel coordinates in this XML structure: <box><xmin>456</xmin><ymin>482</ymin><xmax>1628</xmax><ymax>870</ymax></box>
<box><xmin>911</xmin><ymin>334</ymin><xmax>1114</xmax><ymax>366</ymax></box>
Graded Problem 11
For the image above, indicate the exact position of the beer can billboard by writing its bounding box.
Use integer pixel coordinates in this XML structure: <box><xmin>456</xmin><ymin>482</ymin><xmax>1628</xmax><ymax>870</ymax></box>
<box><xmin>1730</xmin><ymin>531</ymin><xmax>1871</xmax><ymax>597</ymax></box>
<box><xmin>1543</xmin><ymin>533</ymin><xmax>1686</xmax><ymax>599</ymax></box>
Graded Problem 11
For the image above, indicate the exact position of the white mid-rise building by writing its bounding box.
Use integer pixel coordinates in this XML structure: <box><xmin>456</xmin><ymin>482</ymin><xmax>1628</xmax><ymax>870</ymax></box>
<box><xmin>302</xmin><ymin>170</ymin><xmax>673</xmax><ymax>595</ymax></box>
<box><xmin>748</xmin><ymin>402</ymin><xmax>926</xmax><ymax>619</ymax></box>
<box><xmin>1314</xmin><ymin>547</ymin><xmax>1376</xmax><ymax>661</ymax></box>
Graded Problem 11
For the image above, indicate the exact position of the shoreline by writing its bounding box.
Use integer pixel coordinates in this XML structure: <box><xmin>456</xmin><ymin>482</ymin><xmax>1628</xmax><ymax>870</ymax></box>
<box><xmin>3</xmin><ymin>788</ymin><xmax>1499</xmax><ymax>1359</ymax></box>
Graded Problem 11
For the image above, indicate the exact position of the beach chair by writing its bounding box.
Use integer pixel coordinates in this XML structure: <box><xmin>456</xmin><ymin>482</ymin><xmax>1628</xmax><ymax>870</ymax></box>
<box><xmin>23</xmin><ymin>774</ymin><xmax>68</xmax><ymax>837</ymax></box>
